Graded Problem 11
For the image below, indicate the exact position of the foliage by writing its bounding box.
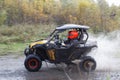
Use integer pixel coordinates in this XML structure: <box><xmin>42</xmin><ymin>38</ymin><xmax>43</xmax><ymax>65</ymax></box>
<box><xmin>0</xmin><ymin>0</ymin><xmax>120</xmax><ymax>32</ymax></box>
<box><xmin>0</xmin><ymin>10</ymin><xmax>7</xmax><ymax>25</ymax></box>
<box><xmin>0</xmin><ymin>24</ymin><xmax>56</xmax><ymax>44</ymax></box>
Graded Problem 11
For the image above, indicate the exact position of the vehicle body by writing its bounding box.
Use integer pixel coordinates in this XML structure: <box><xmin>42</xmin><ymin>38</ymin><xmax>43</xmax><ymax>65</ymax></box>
<box><xmin>24</xmin><ymin>24</ymin><xmax>97</xmax><ymax>72</ymax></box>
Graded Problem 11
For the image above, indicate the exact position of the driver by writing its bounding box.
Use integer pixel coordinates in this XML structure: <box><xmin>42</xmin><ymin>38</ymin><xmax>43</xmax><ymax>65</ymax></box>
<box><xmin>64</xmin><ymin>29</ymin><xmax>79</xmax><ymax>45</ymax></box>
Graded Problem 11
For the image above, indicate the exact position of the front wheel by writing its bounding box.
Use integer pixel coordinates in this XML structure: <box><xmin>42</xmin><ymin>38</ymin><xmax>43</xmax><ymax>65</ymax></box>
<box><xmin>24</xmin><ymin>55</ymin><xmax>42</xmax><ymax>72</ymax></box>
<box><xmin>79</xmin><ymin>56</ymin><xmax>96</xmax><ymax>72</ymax></box>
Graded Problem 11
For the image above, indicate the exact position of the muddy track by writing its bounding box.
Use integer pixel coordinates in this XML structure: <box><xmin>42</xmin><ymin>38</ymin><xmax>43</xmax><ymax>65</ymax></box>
<box><xmin>0</xmin><ymin>54</ymin><xmax>120</xmax><ymax>80</ymax></box>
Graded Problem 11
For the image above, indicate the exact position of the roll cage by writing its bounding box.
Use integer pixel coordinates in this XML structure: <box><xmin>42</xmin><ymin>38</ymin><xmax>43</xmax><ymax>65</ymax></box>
<box><xmin>47</xmin><ymin>24</ymin><xmax>90</xmax><ymax>44</ymax></box>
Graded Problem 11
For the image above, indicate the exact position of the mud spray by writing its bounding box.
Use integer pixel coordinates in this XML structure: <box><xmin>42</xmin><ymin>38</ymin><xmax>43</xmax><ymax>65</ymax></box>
<box><xmin>88</xmin><ymin>30</ymin><xmax>120</xmax><ymax>71</ymax></box>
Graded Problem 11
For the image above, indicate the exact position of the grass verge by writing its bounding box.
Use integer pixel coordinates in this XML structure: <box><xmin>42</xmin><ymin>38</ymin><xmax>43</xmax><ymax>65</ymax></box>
<box><xmin>0</xmin><ymin>42</ymin><xmax>28</xmax><ymax>56</ymax></box>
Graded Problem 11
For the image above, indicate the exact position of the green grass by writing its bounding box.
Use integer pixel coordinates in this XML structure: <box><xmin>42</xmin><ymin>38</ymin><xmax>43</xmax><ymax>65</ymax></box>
<box><xmin>106</xmin><ymin>75</ymin><xmax>110</xmax><ymax>80</ymax></box>
<box><xmin>0</xmin><ymin>43</ymin><xmax>27</xmax><ymax>55</ymax></box>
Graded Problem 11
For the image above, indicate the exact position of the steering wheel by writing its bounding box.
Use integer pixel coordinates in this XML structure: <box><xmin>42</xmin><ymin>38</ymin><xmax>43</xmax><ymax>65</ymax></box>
<box><xmin>53</xmin><ymin>34</ymin><xmax>62</xmax><ymax>46</ymax></box>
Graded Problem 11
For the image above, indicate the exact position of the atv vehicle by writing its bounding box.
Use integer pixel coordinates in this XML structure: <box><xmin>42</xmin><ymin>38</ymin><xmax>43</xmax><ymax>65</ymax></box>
<box><xmin>24</xmin><ymin>24</ymin><xmax>97</xmax><ymax>72</ymax></box>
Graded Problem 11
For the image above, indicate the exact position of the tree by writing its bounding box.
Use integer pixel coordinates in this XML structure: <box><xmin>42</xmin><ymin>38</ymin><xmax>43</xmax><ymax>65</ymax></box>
<box><xmin>97</xmin><ymin>0</ymin><xmax>110</xmax><ymax>32</ymax></box>
<box><xmin>0</xmin><ymin>0</ymin><xmax>7</xmax><ymax>25</ymax></box>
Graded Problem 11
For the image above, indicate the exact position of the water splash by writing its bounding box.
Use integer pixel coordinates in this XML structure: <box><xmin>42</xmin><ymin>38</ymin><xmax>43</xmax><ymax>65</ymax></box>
<box><xmin>88</xmin><ymin>31</ymin><xmax>120</xmax><ymax>71</ymax></box>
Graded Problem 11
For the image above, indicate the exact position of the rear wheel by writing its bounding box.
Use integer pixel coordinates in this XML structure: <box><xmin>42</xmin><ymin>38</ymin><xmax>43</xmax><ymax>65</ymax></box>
<box><xmin>24</xmin><ymin>55</ymin><xmax>42</xmax><ymax>72</ymax></box>
<box><xmin>79</xmin><ymin>56</ymin><xmax>96</xmax><ymax>72</ymax></box>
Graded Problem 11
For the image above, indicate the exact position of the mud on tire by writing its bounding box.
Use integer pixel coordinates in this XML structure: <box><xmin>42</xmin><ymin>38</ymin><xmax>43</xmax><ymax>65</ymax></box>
<box><xmin>79</xmin><ymin>56</ymin><xmax>96</xmax><ymax>72</ymax></box>
<box><xmin>24</xmin><ymin>55</ymin><xmax>42</xmax><ymax>72</ymax></box>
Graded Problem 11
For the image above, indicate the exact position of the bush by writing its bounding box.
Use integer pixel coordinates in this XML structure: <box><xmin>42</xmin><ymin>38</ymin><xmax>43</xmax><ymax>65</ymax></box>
<box><xmin>0</xmin><ymin>10</ymin><xmax>7</xmax><ymax>25</ymax></box>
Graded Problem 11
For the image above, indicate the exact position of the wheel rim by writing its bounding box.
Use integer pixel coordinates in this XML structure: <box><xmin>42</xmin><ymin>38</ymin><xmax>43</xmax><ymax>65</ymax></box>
<box><xmin>83</xmin><ymin>60</ymin><xmax>95</xmax><ymax>71</ymax></box>
<box><xmin>28</xmin><ymin>59</ymin><xmax>39</xmax><ymax>69</ymax></box>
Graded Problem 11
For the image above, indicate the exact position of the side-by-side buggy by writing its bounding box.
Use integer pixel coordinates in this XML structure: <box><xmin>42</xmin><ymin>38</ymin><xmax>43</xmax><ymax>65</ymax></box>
<box><xmin>24</xmin><ymin>24</ymin><xmax>97</xmax><ymax>72</ymax></box>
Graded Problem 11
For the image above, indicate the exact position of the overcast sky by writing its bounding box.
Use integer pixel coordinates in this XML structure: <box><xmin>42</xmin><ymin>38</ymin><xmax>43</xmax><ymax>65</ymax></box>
<box><xmin>105</xmin><ymin>0</ymin><xmax>120</xmax><ymax>6</ymax></box>
<box><xmin>55</xmin><ymin>0</ymin><xmax>120</xmax><ymax>6</ymax></box>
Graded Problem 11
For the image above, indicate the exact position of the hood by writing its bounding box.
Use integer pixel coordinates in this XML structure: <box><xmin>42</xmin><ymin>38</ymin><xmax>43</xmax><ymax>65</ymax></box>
<box><xmin>30</xmin><ymin>40</ymin><xmax>47</xmax><ymax>48</ymax></box>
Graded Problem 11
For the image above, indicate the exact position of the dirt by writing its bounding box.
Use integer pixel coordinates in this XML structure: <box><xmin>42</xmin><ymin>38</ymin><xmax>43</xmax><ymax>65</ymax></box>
<box><xmin>0</xmin><ymin>54</ymin><xmax>120</xmax><ymax>80</ymax></box>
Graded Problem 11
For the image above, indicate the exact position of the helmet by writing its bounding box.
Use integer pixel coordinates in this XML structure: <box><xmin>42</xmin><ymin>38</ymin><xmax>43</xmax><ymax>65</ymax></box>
<box><xmin>68</xmin><ymin>30</ymin><xmax>78</xmax><ymax>40</ymax></box>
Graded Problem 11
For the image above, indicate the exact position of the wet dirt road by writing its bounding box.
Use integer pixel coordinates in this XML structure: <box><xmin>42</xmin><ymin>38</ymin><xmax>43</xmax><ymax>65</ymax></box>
<box><xmin>0</xmin><ymin>54</ymin><xmax>120</xmax><ymax>80</ymax></box>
